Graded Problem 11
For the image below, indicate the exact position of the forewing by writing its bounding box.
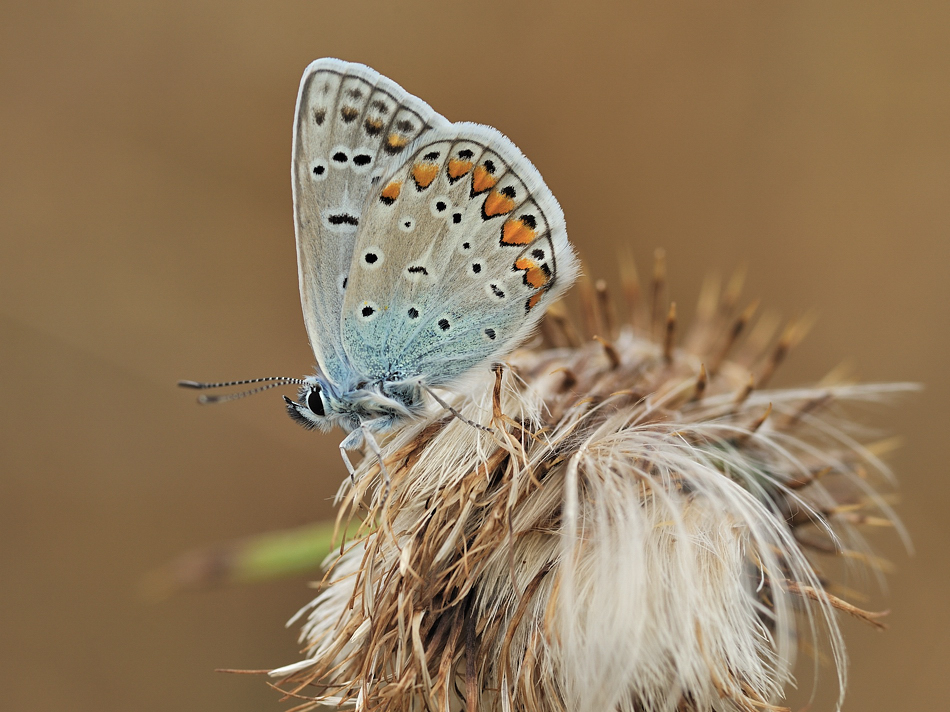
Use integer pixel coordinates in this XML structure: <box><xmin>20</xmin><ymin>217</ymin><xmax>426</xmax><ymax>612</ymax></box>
<box><xmin>292</xmin><ymin>58</ymin><xmax>450</xmax><ymax>386</ymax></box>
<box><xmin>340</xmin><ymin>123</ymin><xmax>579</xmax><ymax>388</ymax></box>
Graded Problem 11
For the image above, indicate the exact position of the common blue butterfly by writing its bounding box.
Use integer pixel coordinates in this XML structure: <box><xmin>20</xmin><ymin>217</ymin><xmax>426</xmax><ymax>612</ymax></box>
<box><xmin>182</xmin><ymin>58</ymin><xmax>578</xmax><ymax>479</ymax></box>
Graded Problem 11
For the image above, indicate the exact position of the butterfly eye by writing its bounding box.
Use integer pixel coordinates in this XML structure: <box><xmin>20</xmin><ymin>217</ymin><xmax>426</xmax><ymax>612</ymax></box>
<box><xmin>306</xmin><ymin>387</ymin><xmax>325</xmax><ymax>417</ymax></box>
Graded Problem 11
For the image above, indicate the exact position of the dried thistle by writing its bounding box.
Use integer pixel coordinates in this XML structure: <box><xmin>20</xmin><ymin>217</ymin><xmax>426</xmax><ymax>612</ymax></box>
<box><xmin>269</xmin><ymin>255</ymin><xmax>909</xmax><ymax>712</ymax></box>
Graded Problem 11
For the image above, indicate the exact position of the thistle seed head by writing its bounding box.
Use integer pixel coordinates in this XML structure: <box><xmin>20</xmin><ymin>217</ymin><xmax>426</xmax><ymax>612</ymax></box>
<box><xmin>271</xmin><ymin>259</ymin><xmax>909</xmax><ymax>712</ymax></box>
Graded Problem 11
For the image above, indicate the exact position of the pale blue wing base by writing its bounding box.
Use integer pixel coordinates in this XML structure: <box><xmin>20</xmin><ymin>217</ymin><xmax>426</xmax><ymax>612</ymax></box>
<box><xmin>339</xmin><ymin>123</ymin><xmax>579</xmax><ymax>389</ymax></box>
<box><xmin>292</xmin><ymin>59</ymin><xmax>450</xmax><ymax>388</ymax></box>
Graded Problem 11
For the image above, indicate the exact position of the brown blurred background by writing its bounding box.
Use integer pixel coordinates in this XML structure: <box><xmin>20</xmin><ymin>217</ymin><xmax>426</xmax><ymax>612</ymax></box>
<box><xmin>1</xmin><ymin>2</ymin><xmax>947</xmax><ymax>710</ymax></box>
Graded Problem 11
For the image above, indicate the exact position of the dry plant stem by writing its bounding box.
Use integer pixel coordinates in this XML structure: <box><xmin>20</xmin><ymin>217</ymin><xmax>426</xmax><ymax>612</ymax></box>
<box><xmin>595</xmin><ymin>279</ymin><xmax>617</xmax><ymax>340</ymax></box>
<box><xmin>651</xmin><ymin>248</ymin><xmax>667</xmax><ymax>340</ymax></box>
<box><xmin>270</xmin><ymin>263</ymin><xmax>907</xmax><ymax>712</ymax></box>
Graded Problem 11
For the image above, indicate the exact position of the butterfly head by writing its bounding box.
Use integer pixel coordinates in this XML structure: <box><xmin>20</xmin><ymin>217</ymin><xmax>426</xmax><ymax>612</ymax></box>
<box><xmin>283</xmin><ymin>374</ymin><xmax>428</xmax><ymax>437</ymax></box>
<box><xmin>284</xmin><ymin>377</ymin><xmax>335</xmax><ymax>432</ymax></box>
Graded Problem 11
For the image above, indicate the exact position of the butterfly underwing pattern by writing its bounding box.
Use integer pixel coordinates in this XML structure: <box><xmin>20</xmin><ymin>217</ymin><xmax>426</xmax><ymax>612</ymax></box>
<box><xmin>184</xmin><ymin>58</ymin><xmax>578</xmax><ymax>479</ymax></box>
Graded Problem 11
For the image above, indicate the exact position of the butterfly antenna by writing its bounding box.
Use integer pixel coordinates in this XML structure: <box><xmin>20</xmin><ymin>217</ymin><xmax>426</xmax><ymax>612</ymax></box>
<box><xmin>178</xmin><ymin>377</ymin><xmax>305</xmax><ymax>404</ymax></box>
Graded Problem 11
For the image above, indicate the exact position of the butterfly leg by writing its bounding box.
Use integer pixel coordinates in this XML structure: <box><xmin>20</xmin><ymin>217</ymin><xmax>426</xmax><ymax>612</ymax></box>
<box><xmin>421</xmin><ymin>384</ymin><xmax>493</xmax><ymax>433</ymax></box>
<box><xmin>359</xmin><ymin>423</ymin><xmax>392</xmax><ymax>504</ymax></box>
<box><xmin>337</xmin><ymin>431</ymin><xmax>361</xmax><ymax>485</ymax></box>
<box><xmin>338</xmin><ymin>423</ymin><xmax>392</xmax><ymax>502</ymax></box>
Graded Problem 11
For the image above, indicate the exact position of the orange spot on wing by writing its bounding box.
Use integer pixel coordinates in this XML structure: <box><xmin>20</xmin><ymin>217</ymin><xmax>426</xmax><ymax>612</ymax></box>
<box><xmin>483</xmin><ymin>190</ymin><xmax>515</xmax><ymax>217</ymax></box>
<box><xmin>386</xmin><ymin>133</ymin><xmax>409</xmax><ymax>152</ymax></box>
<box><xmin>501</xmin><ymin>218</ymin><xmax>536</xmax><ymax>245</ymax></box>
<box><xmin>364</xmin><ymin>117</ymin><xmax>383</xmax><ymax>135</ymax></box>
<box><xmin>526</xmin><ymin>292</ymin><xmax>544</xmax><ymax>311</ymax></box>
<box><xmin>411</xmin><ymin>162</ymin><xmax>439</xmax><ymax>189</ymax></box>
<box><xmin>515</xmin><ymin>257</ymin><xmax>551</xmax><ymax>289</ymax></box>
<box><xmin>447</xmin><ymin>158</ymin><xmax>473</xmax><ymax>180</ymax></box>
<box><xmin>472</xmin><ymin>165</ymin><xmax>497</xmax><ymax>193</ymax></box>
<box><xmin>524</xmin><ymin>267</ymin><xmax>549</xmax><ymax>288</ymax></box>
<box><xmin>380</xmin><ymin>181</ymin><xmax>402</xmax><ymax>203</ymax></box>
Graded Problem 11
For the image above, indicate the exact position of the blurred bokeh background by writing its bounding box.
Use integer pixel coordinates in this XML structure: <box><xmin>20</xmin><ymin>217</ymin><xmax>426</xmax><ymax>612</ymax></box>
<box><xmin>1</xmin><ymin>2</ymin><xmax>947</xmax><ymax>710</ymax></box>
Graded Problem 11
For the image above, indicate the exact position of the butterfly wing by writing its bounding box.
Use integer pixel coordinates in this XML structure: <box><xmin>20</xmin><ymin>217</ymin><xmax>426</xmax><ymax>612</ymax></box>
<box><xmin>339</xmin><ymin>122</ymin><xmax>579</xmax><ymax>388</ymax></box>
<box><xmin>292</xmin><ymin>58</ymin><xmax>450</xmax><ymax>387</ymax></box>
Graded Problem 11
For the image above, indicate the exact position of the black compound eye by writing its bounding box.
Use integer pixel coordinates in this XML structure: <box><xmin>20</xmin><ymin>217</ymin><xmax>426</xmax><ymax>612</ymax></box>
<box><xmin>306</xmin><ymin>387</ymin><xmax>325</xmax><ymax>417</ymax></box>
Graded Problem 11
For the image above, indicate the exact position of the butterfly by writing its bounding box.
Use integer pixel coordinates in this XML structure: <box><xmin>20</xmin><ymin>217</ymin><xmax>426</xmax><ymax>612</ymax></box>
<box><xmin>182</xmin><ymin>58</ymin><xmax>578</xmax><ymax>479</ymax></box>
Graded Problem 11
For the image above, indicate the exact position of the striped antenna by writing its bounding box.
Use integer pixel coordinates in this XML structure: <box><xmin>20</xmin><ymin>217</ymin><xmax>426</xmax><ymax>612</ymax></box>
<box><xmin>178</xmin><ymin>376</ymin><xmax>305</xmax><ymax>404</ymax></box>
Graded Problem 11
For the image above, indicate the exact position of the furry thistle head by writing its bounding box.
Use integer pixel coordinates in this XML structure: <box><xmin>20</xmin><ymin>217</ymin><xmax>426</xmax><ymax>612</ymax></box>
<box><xmin>271</xmin><ymin>256</ymin><xmax>909</xmax><ymax>712</ymax></box>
